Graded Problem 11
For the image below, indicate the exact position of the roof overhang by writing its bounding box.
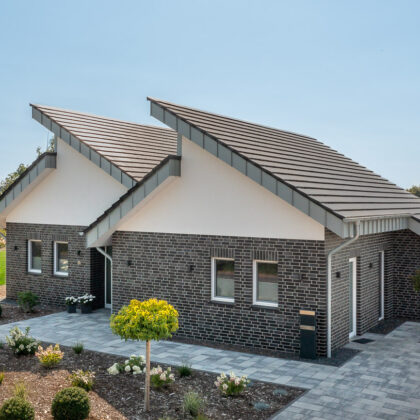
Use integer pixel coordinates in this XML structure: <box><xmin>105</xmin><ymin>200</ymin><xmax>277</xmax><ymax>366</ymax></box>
<box><xmin>84</xmin><ymin>155</ymin><xmax>181</xmax><ymax>248</ymax></box>
<box><xmin>31</xmin><ymin>105</ymin><xmax>136</xmax><ymax>189</ymax></box>
<box><xmin>408</xmin><ymin>216</ymin><xmax>420</xmax><ymax>236</ymax></box>
<box><xmin>0</xmin><ymin>152</ymin><xmax>56</xmax><ymax>228</ymax></box>
<box><xmin>148</xmin><ymin>98</ymin><xmax>420</xmax><ymax>239</ymax></box>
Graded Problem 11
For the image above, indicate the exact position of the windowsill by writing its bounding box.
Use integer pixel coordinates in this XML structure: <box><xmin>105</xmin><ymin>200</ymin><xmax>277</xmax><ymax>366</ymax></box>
<box><xmin>252</xmin><ymin>303</ymin><xmax>278</xmax><ymax>310</ymax></box>
<box><xmin>27</xmin><ymin>271</ymin><xmax>42</xmax><ymax>276</ymax></box>
<box><xmin>54</xmin><ymin>273</ymin><xmax>69</xmax><ymax>278</ymax></box>
<box><xmin>209</xmin><ymin>299</ymin><xmax>235</xmax><ymax>306</ymax></box>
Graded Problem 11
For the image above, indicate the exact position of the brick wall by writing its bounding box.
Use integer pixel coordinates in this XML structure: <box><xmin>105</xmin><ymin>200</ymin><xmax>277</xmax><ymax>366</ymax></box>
<box><xmin>325</xmin><ymin>229</ymin><xmax>395</xmax><ymax>352</ymax></box>
<box><xmin>393</xmin><ymin>229</ymin><xmax>420</xmax><ymax>319</ymax></box>
<box><xmin>6</xmin><ymin>223</ymin><xmax>103</xmax><ymax>307</ymax></box>
<box><xmin>112</xmin><ymin>231</ymin><xmax>327</xmax><ymax>356</ymax></box>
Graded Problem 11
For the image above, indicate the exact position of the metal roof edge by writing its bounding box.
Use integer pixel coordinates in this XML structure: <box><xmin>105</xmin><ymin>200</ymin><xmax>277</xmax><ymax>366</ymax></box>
<box><xmin>31</xmin><ymin>104</ymin><xmax>137</xmax><ymax>189</ymax></box>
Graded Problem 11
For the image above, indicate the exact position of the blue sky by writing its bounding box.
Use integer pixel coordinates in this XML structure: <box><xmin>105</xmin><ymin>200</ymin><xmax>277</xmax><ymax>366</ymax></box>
<box><xmin>0</xmin><ymin>1</ymin><xmax>419</xmax><ymax>188</ymax></box>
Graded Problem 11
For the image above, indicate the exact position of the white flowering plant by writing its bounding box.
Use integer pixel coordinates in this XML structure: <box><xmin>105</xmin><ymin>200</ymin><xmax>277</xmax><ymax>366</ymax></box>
<box><xmin>107</xmin><ymin>354</ymin><xmax>145</xmax><ymax>376</ymax></box>
<box><xmin>69</xmin><ymin>369</ymin><xmax>95</xmax><ymax>391</ymax></box>
<box><xmin>6</xmin><ymin>326</ymin><xmax>39</xmax><ymax>356</ymax></box>
<box><xmin>78</xmin><ymin>294</ymin><xmax>95</xmax><ymax>305</ymax></box>
<box><xmin>215</xmin><ymin>371</ymin><xmax>250</xmax><ymax>396</ymax></box>
<box><xmin>150</xmin><ymin>365</ymin><xmax>175</xmax><ymax>389</ymax></box>
<box><xmin>65</xmin><ymin>296</ymin><xmax>78</xmax><ymax>305</ymax></box>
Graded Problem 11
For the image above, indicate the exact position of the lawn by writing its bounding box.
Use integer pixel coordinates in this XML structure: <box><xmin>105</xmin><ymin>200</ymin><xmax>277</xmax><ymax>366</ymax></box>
<box><xmin>0</xmin><ymin>249</ymin><xmax>5</xmax><ymax>285</ymax></box>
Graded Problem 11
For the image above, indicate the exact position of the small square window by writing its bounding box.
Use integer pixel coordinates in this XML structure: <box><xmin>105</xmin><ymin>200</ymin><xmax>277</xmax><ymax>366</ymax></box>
<box><xmin>211</xmin><ymin>258</ymin><xmax>235</xmax><ymax>303</ymax></box>
<box><xmin>54</xmin><ymin>241</ymin><xmax>69</xmax><ymax>277</ymax></box>
<box><xmin>28</xmin><ymin>240</ymin><xmax>42</xmax><ymax>274</ymax></box>
<box><xmin>253</xmin><ymin>260</ymin><xmax>278</xmax><ymax>307</ymax></box>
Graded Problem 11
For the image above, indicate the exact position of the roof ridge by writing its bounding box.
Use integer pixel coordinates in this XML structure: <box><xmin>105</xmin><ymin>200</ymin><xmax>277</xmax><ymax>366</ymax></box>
<box><xmin>30</xmin><ymin>103</ymin><xmax>175</xmax><ymax>133</ymax></box>
<box><xmin>147</xmin><ymin>97</ymin><xmax>319</xmax><ymax>142</ymax></box>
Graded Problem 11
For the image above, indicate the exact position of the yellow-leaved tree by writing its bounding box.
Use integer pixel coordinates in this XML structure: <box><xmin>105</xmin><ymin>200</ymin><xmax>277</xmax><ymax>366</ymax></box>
<box><xmin>110</xmin><ymin>298</ymin><xmax>179</xmax><ymax>411</ymax></box>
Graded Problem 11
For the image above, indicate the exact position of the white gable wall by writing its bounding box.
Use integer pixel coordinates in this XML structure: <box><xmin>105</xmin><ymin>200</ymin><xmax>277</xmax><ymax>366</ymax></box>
<box><xmin>118</xmin><ymin>137</ymin><xmax>324</xmax><ymax>240</ymax></box>
<box><xmin>6</xmin><ymin>138</ymin><xmax>127</xmax><ymax>226</ymax></box>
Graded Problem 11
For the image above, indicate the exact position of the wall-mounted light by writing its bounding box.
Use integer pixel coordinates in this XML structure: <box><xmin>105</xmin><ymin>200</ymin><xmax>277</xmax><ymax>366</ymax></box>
<box><xmin>369</xmin><ymin>262</ymin><xmax>373</xmax><ymax>269</ymax></box>
<box><xmin>336</xmin><ymin>272</ymin><xmax>341</xmax><ymax>278</ymax></box>
<box><xmin>77</xmin><ymin>250</ymin><xmax>82</xmax><ymax>256</ymax></box>
<box><xmin>189</xmin><ymin>264</ymin><xmax>194</xmax><ymax>272</ymax></box>
<box><xmin>14</xmin><ymin>245</ymin><xmax>19</xmax><ymax>251</ymax></box>
<box><xmin>127</xmin><ymin>260</ymin><xmax>132</xmax><ymax>267</ymax></box>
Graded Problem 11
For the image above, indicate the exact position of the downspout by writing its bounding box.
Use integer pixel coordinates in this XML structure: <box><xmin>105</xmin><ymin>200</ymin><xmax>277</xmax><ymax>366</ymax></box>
<box><xmin>95</xmin><ymin>247</ymin><xmax>113</xmax><ymax>311</ymax></box>
<box><xmin>327</xmin><ymin>220</ymin><xmax>360</xmax><ymax>358</ymax></box>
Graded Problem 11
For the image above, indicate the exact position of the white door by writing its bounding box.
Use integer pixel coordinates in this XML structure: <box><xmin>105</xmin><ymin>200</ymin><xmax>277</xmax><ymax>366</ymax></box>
<box><xmin>379</xmin><ymin>251</ymin><xmax>385</xmax><ymax>321</ymax></box>
<box><xmin>349</xmin><ymin>257</ymin><xmax>357</xmax><ymax>339</ymax></box>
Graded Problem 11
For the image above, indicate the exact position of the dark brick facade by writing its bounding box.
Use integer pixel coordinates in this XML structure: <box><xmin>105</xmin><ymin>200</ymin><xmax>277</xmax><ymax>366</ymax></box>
<box><xmin>111</xmin><ymin>231</ymin><xmax>327</xmax><ymax>356</ymax></box>
<box><xmin>6</xmin><ymin>223</ymin><xmax>104</xmax><ymax>308</ymax></box>
<box><xmin>393</xmin><ymin>229</ymin><xmax>420</xmax><ymax>320</ymax></box>
<box><xmin>325</xmin><ymin>229</ymin><xmax>395</xmax><ymax>352</ymax></box>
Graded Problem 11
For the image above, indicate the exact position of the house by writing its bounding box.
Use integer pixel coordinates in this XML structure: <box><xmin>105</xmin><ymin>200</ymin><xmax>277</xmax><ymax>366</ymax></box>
<box><xmin>1</xmin><ymin>99</ymin><xmax>419</xmax><ymax>358</ymax></box>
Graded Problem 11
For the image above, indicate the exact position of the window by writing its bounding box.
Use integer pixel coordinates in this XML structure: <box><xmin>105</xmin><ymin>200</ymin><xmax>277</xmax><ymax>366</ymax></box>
<box><xmin>253</xmin><ymin>260</ymin><xmax>278</xmax><ymax>307</ymax></box>
<box><xmin>28</xmin><ymin>240</ymin><xmax>42</xmax><ymax>274</ymax></box>
<box><xmin>54</xmin><ymin>241</ymin><xmax>69</xmax><ymax>277</ymax></box>
<box><xmin>211</xmin><ymin>258</ymin><xmax>235</xmax><ymax>302</ymax></box>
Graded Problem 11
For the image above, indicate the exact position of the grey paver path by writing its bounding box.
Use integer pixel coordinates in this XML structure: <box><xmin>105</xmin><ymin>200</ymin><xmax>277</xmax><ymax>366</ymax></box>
<box><xmin>0</xmin><ymin>310</ymin><xmax>419</xmax><ymax>419</ymax></box>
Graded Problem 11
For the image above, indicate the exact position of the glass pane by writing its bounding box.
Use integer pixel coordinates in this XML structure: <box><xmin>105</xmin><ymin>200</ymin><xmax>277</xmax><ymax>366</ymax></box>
<box><xmin>257</xmin><ymin>262</ymin><xmax>278</xmax><ymax>302</ymax></box>
<box><xmin>349</xmin><ymin>261</ymin><xmax>354</xmax><ymax>332</ymax></box>
<box><xmin>31</xmin><ymin>241</ymin><xmax>41</xmax><ymax>271</ymax></box>
<box><xmin>215</xmin><ymin>260</ymin><xmax>234</xmax><ymax>298</ymax></box>
<box><xmin>57</xmin><ymin>243</ymin><xmax>68</xmax><ymax>273</ymax></box>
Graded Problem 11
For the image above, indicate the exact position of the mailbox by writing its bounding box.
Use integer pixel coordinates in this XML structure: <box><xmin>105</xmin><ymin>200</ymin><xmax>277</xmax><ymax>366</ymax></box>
<box><xmin>300</xmin><ymin>309</ymin><xmax>316</xmax><ymax>359</ymax></box>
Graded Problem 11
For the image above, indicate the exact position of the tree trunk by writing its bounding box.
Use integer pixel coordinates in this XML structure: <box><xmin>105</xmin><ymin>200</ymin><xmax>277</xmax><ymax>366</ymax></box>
<box><xmin>144</xmin><ymin>340</ymin><xmax>151</xmax><ymax>411</ymax></box>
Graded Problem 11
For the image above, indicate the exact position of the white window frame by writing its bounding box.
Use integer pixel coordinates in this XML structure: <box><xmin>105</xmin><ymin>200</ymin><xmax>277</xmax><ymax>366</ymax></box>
<box><xmin>253</xmin><ymin>260</ymin><xmax>279</xmax><ymax>308</ymax></box>
<box><xmin>28</xmin><ymin>240</ymin><xmax>42</xmax><ymax>274</ymax></box>
<box><xmin>54</xmin><ymin>241</ymin><xmax>69</xmax><ymax>277</ymax></box>
<box><xmin>349</xmin><ymin>257</ymin><xmax>357</xmax><ymax>339</ymax></box>
<box><xmin>211</xmin><ymin>257</ymin><xmax>235</xmax><ymax>303</ymax></box>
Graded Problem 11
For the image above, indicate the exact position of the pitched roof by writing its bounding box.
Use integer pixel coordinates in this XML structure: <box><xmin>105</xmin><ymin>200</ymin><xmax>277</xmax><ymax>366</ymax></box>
<box><xmin>31</xmin><ymin>104</ymin><xmax>178</xmax><ymax>183</ymax></box>
<box><xmin>148</xmin><ymin>98</ymin><xmax>420</xmax><ymax>220</ymax></box>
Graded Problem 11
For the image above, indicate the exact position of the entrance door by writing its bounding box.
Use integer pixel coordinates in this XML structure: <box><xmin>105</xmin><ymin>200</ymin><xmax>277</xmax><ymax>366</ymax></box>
<box><xmin>349</xmin><ymin>257</ymin><xmax>357</xmax><ymax>339</ymax></box>
<box><xmin>104</xmin><ymin>246</ymin><xmax>112</xmax><ymax>309</ymax></box>
<box><xmin>379</xmin><ymin>251</ymin><xmax>385</xmax><ymax>321</ymax></box>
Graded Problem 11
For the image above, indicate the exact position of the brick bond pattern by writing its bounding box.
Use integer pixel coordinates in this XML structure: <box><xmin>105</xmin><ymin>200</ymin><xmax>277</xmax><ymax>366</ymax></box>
<box><xmin>6</xmin><ymin>223</ymin><xmax>105</xmax><ymax>308</ymax></box>
<box><xmin>393</xmin><ymin>229</ymin><xmax>420</xmax><ymax>319</ymax></box>
<box><xmin>112</xmin><ymin>231</ymin><xmax>327</xmax><ymax>356</ymax></box>
<box><xmin>325</xmin><ymin>228</ymin><xmax>420</xmax><ymax>352</ymax></box>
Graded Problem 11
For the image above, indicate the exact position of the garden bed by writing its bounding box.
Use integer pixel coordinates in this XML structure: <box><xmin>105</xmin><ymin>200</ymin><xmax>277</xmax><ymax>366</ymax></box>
<box><xmin>0</xmin><ymin>341</ymin><xmax>304</xmax><ymax>419</ymax></box>
<box><xmin>0</xmin><ymin>302</ymin><xmax>60</xmax><ymax>325</ymax></box>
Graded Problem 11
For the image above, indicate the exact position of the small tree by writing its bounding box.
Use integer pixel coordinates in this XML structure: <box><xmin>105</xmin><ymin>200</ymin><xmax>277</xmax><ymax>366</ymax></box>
<box><xmin>110</xmin><ymin>298</ymin><xmax>179</xmax><ymax>411</ymax></box>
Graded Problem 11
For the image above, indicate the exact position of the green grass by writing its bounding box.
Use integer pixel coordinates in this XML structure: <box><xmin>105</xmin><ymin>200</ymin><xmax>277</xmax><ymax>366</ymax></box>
<box><xmin>0</xmin><ymin>249</ymin><xmax>5</xmax><ymax>286</ymax></box>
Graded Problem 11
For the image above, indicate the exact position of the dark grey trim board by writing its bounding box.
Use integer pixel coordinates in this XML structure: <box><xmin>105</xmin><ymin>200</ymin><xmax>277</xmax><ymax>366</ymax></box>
<box><xmin>31</xmin><ymin>105</ymin><xmax>136</xmax><ymax>189</ymax></box>
<box><xmin>84</xmin><ymin>155</ymin><xmax>181</xmax><ymax>247</ymax></box>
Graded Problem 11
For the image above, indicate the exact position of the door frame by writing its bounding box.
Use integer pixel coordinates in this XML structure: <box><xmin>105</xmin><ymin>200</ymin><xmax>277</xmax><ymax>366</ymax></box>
<box><xmin>379</xmin><ymin>251</ymin><xmax>385</xmax><ymax>321</ymax></box>
<box><xmin>349</xmin><ymin>257</ymin><xmax>357</xmax><ymax>339</ymax></box>
<box><xmin>104</xmin><ymin>246</ymin><xmax>112</xmax><ymax>309</ymax></box>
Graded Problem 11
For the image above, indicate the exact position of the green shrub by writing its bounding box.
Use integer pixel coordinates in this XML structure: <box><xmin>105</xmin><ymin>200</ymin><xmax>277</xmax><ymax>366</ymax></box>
<box><xmin>72</xmin><ymin>342</ymin><xmax>84</xmax><ymax>355</ymax></box>
<box><xmin>177</xmin><ymin>362</ymin><xmax>192</xmax><ymax>377</ymax></box>
<box><xmin>411</xmin><ymin>269</ymin><xmax>420</xmax><ymax>292</ymax></box>
<box><xmin>215</xmin><ymin>372</ymin><xmax>250</xmax><ymax>396</ymax></box>
<box><xmin>183</xmin><ymin>391</ymin><xmax>205</xmax><ymax>417</ymax></box>
<box><xmin>0</xmin><ymin>372</ymin><xmax>4</xmax><ymax>385</ymax></box>
<box><xmin>69</xmin><ymin>370</ymin><xmax>95</xmax><ymax>391</ymax></box>
<box><xmin>0</xmin><ymin>397</ymin><xmax>35</xmax><ymax>420</ymax></box>
<box><xmin>51</xmin><ymin>387</ymin><xmax>90</xmax><ymax>420</ymax></box>
<box><xmin>150</xmin><ymin>366</ymin><xmax>175</xmax><ymax>389</ymax></box>
<box><xmin>35</xmin><ymin>344</ymin><xmax>64</xmax><ymax>368</ymax></box>
<box><xmin>17</xmin><ymin>291</ymin><xmax>39</xmax><ymax>313</ymax></box>
<box><xmin>6</xmin><ymin>326</ymin><xmax>39</xmax><ymax>356</ymax></box>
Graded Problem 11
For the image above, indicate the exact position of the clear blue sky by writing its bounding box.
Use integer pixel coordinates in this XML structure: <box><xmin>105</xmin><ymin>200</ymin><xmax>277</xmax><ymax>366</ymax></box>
<box><xmin>1</xmin><ymin>1</ymin><xmax>419</xmax><ymax>188</ymax></box>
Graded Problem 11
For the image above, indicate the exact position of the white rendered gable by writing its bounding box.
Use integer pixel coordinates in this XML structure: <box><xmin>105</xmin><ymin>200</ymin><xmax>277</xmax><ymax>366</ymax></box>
<box><xmin>6</xmin><ymin>138</ymin><xmax>127</xmax><ymax>227</ymax></box>
<box><xmin>117</xmin><ymin>137</ymin><xmax>324</xmax><ymax>240</ymax></box>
